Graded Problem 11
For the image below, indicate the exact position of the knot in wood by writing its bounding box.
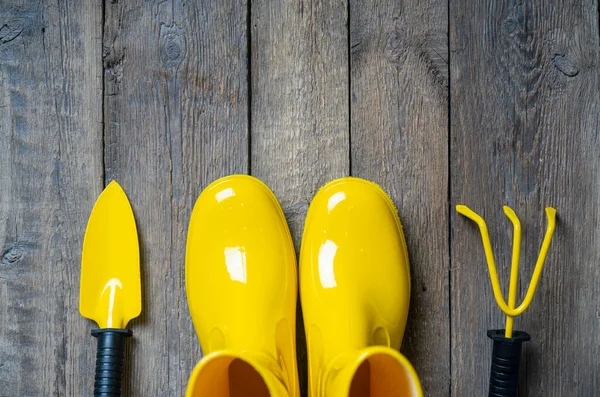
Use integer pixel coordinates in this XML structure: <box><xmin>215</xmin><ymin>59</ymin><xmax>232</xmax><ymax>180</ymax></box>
<box><xmin>552</xmin><ymin>53</ymin><xmax>578</xmax><ymax>77</ymax></box>
<box><xmin>160</xmin><ymin>23</ymin><xmax>186</xmax><ymax>69</ymax></box>
<box><xmin>501</xmin><ymin>19</ymin><xmax>518</xmax><ymax>36</ymax></box>
<box><xmin>0</xmin><ymin>18</ymin><xmax>24</xmax><ymax>44</ymax></box>
<box><xmin>0</xmin><ymin>17</ymin><xmax>27</xmax><ymax>61</ymax></box>
<box><xmin>385</xmin><ymin>26</ymin><xmax>408</xmax><ymax>66</ymax></box>
<box><xmin>1</xmin><ymin>246</ymin><xmax>24</xmax><ymax>266</ymax></box>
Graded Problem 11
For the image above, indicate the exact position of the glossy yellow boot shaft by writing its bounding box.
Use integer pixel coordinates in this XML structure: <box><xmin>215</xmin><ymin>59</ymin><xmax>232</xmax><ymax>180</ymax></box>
<box><xmin>300</xmin><ymin>177</ymin><xmax>422</xmax><ymax>397</ymax></box>
<box><xmin>185</xmin><ymin>175</ymin><xmax>299</xmax><ymax>397</ymax></box>
<box><xmin>324</xmin><ymin>347</ymin><xmax>422</xmax><ymax>397</ymax></box>
<box><xmin>186</xmin><ymin>351</ymin><xmax>291</xmax><ymax>397</ymax></box>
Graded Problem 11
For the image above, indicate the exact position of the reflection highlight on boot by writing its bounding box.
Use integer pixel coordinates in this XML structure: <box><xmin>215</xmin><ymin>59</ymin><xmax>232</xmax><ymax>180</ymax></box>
<box><xmin>224</xmin><ymin>246</ymin><xmax>247</xmax><ymax>284</ymax></box>
<box><xmin>318</xmin><ymin>240</ymin><xmax>338</xmax><ymax>288</ymax></box>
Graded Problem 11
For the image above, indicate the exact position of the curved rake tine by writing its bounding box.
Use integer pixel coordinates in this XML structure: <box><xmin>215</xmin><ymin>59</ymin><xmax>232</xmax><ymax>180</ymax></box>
<box><xmin>455</xmin><ymin>205</ymin><xmax>557</xmax><ymax>333</ymax></box>
<box><xmin>502</xmin><ymin>206</ymin><xmax>521</xmax><ymax>338</ymax></box>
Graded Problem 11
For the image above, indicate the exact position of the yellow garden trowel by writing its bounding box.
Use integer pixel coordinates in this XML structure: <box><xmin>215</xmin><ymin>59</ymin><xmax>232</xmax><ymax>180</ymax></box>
<box><xmin>80</xmin><ymin>181</ymin><xmax>141</xmax><ymax>396</ymax></box>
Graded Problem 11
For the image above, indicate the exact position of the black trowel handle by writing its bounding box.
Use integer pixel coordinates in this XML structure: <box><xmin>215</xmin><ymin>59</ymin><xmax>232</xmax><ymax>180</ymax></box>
<box><xmin>91</xmin><ymin>328</ymin><xmax>132</xmax><ymax>397</ymax></box>
<box><xmin>487</xmin><ymin>330</ymin><xmax>530</xmax><ymax>397</ymax></box>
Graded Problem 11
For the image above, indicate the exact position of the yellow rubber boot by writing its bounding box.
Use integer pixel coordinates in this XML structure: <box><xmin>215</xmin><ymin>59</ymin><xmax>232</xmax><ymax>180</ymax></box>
<box><xmin>185</xmin><ymin>175</ymin><xmax>300</xmax><ymax>397</ymax></box>
<box><xmin>300</xmin><ymin>177</ymin><xmax>423</xmax><ymax>397</ymax></box>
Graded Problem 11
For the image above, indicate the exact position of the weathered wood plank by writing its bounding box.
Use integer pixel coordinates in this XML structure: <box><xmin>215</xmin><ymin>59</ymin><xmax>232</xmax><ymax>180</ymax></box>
<box><xmin>450</xmin><ymin>0</ymin><xmax>600</xmax><ymax>395</ymax></box>
<box><xmin>350</xmin><ymin>1</ymin><xmax>450</xmax><ymax>395</ymax></box>
<box><xmin>103</xmin><ymin>0</ymin><xmax>248</xmax><ymax>394</ymax></box>
<box><xmin>251</xmin><ymin>0</ymin><xmax>350</xmax><ymax>394</ymax></box>
<box><xmin>0</xmin><ymin>0</ymin><xmax>103</xmax><ymax>395</ymax></box>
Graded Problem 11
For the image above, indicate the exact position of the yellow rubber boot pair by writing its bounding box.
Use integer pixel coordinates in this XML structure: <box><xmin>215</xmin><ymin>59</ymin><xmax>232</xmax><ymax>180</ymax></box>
<box><xmin>185</xmin><ymin>175</ymin><xmax>423</xmax><ymax>397</ymax></box>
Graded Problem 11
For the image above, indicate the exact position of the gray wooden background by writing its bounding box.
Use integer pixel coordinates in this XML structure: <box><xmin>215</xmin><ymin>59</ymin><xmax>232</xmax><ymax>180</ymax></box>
<box><xmin>1</xmin><ymin>0</ymin><xmax>598</xmax><ymax>395</ymax></box>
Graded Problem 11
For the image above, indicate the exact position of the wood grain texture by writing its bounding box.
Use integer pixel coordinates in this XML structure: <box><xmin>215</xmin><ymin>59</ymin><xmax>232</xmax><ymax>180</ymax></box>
<box><xmin>450</xmin><ymin>0</ymin><xmax>600</xmax><ymax>395</ymax></box>
<box><xmin>350</xmin><ymin>1</ymin><xmax>450</xmax><ymax>395</ymax></box>
<box><xmin>0</xmin><ymin>0</ymin><xmax>103</xmax><ymax>395</ymax></box>
<box><xmin>3</xmin><ymin>0</ymin><xmax>600</xmax><ymax>395</ymax></box>
<box><xmin>103</xmin><ymin>0</ymin><xmax>248</xmax><ymax>394</ymax></box>
<box><xmin>251</xmin><ymin>0</ymin><xmax>349</xmax><ymax>394</ymax></box>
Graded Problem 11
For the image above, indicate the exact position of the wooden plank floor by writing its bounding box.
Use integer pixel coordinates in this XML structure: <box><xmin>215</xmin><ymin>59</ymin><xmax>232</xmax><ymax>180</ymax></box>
<box><xmin>0</xmin><ymin>0</ymin><xmax>598</xmax><ymax>395</ymax></box>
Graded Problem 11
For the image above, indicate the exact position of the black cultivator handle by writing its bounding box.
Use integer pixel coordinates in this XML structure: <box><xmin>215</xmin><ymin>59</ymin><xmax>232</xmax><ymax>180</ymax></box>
<box><xmin>91</xmin><ymin>328</ymin><xmax>132</xmax><ymax>397</ymax></box>
<box><xmin>487</xmin><ymin>330</ymin><xmax>530</xmax><ymax>397</ymax></box>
